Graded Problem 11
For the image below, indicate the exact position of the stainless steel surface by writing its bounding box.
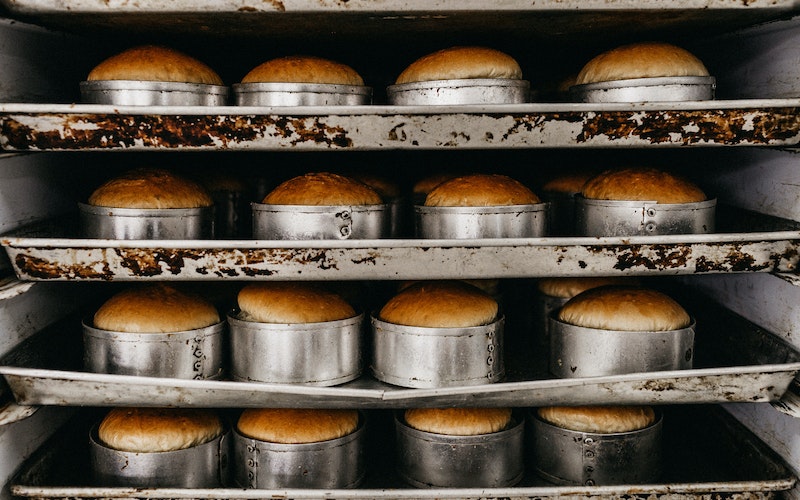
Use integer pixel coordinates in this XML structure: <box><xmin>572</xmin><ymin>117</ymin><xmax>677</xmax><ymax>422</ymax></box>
<box><xmin>251</xmin><ymin>203</ymin><xmax>389</xmax><ymax>240</ymax></box>
<box><xmin>78</xmin><ymin>203</ymin><xmax>214</xmax><ymax>240</ymax></box>
<box><xmin>80</xmin><ymin>81</ymin><xmax>229</xmax><ymax>106</ymax></box>
<box><xmin>415</xmin><ymin>204</ymin><xmax>548</xmax><ymax>239</ymax></box>
<box><xmin>533</xmin><ymin>294</ymin><xmax>568</xmax><ymax>353</ymax></box>
<box><xmin>232</xmin><ymin>415</ymin><xmax>365</xmax><ymax>489</ymax></box>
<box><xmin>371</xmin><ymin>315</ymin><xmax>504</xmax><ymax>388</ymax></box>
<box><xmin>1</xmin><ymin>101</ymin><xmax>799</xmax><ymax>151</ymax></box>
<box><xmin>529</xmin><ymin>411</ymin><xmax>662</xmax><ymax>486</ymax></box>
<box><xmin>82</xmin><ymin>320</ymin><xmax>225</xmax><ymax>380</ymax></box>
<box><xmin>571</xmin><ymin>77</ymin><xmax>716</xmax><ymax>103</ymax></box>
<box><xmin>228</xmin><ymin>313</ymin><xmax>363</xmax><ymax>386</ymax></box>
<box><xmin>395</xmin><ymin>413</ymin><xmax>524</xmax><ymax>488</ymax></box>
<box><xmin>575</xmin><ymin>198</ymin><xmax>716</xmax><ymax>236</ymax></box>
<box><xmin>549</xmin><ymin>318</ymin><xmax>695</xmax><ymax>378</ymax></box>
<box><xmin>9</xmin><ymin>406</ymin><xmax>797</xmax><ymax>499</ymax></box>
<box><xmin>387</xmin><ymin>79</ymin><xmax>529</xmax><ymax>105</ymax></box>
<box><xmin>89</xmin><ymin>427</ymin><xmax>229</xmax><ymax>487</ymax></box>
<box><xmin>233</xmin><ymin>83</ymin><xmax>372</xmax><ymax>106</ymax></box>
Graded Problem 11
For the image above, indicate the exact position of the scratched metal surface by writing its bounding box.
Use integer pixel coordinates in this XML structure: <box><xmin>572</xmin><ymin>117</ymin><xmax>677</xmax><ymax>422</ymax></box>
<box><xmin>0</xmin><ymin>101</ymin><xmax>799</xmax><ymax>151</ymax></box>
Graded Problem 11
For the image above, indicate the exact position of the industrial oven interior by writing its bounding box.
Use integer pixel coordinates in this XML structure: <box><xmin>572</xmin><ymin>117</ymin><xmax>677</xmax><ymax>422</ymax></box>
<box><xmin>0</xmin><ymin>1</ymin><xmax>800</xmax><ymax>499</ymax></box>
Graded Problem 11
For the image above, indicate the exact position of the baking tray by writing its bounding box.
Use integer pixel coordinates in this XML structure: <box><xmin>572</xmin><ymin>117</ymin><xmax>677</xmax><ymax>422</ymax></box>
<box><xmin>3</xmin><ymin>208</ymin><xmax>799</xmax><ymax>281</ymax></box>
<box><xmin>0</xmin><ymin>101</ymin><xmax>800</xmax><ymax>151</ymax></box>
<box><xmin>9</xmin><ymin>406</ymin><xmax>796</xmax><ymax>500</ymax></box>
<box><xmin>2</xmin><ymin>294</ymin><xmax>799</xmax><ymax>408</ymax></box>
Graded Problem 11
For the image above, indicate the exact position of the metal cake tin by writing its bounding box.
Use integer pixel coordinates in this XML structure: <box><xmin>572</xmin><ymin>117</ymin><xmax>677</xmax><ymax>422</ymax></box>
<box><xmin>228</xmin><ymin>312</ymin><xmax>363</xmax><ymax>386</ymax></box>
<box><xmin>211</xmin><ymin>191</ymin><xmax>249</xmax><ymax>239</ymax></box>
<box><xmin>570</xmin><ymin>76</ymin><xmax>716</xmax><ymax>103</ymax></box>
<box><xmin>232</xmin><ymin>412</ymin><xmax>365</xmax><ymax>489</ymax></box>
<box><xmin>82</xmin><ymin>320</ymin><xmax>225</xmax><ymax>380</ymax></box>
<box><xmin>414</xmin><ymin>204</ymin><xmax>548</xmax><ymax>239</ymax></box>
<box><xmin>370</xmin><ymin>315</ymin><xmax>504</xmax><ymax>388</ymax></box>
<box><xmin>533</xmin><ymin>292</ymin><xmax>569</xmax><ymax>353</ymax></box>
<box><xmin>395</xmin><ymin>412</ymin><xmax>524</xmax><ymax>488</ymax></box>
<box><xmin>89</xmin><ymin>425</ymin><xmax>229</xmax><ymax>487</ymax></box>
<box><xmin>232</xmin><ymin>82</ymin><xmax>372</xmax><ymax>106</ymax></box>
<box><xmin>251</xmin><ymin>203</ymin><xmax>389</xmax><ymax>240</ymax></box>
<box><xmin>528</xmin><ymin>410</ymin><xmax>663</xmax><ymax>486</ymax></box>
<box><xmin>387</xmin><ymin>78</ymin><xmax>529</xmax><ymax>105</ymax></box>
<box><xmin>575</xmin><ymin>197</ymin><xmax>716</xmax><ymax>236</ymax></box>
<box><xmin>80</xmin><ymin>80</ymin><xmax>229</xmax><ymax>106</ymax></box>
<box><xmin>78</xmin><ymin>203</ymin><xmax>215</xmax><ymax>240</ymax></box>
<box><xmin>549</xmin><ymin>317</ymin><xmax>695</xmax><ymax>378</ymax></box>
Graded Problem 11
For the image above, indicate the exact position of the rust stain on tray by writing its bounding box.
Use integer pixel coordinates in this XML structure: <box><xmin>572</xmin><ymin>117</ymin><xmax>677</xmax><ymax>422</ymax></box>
<box><xmin>0</xmin><ymin>114</ymin><xmax>352</xmax><ymax>150</ymax></box>
<box><xmin>14</xmin><ymin>253</ymin><xmax>112</xmax><ymax>280</ymax></box>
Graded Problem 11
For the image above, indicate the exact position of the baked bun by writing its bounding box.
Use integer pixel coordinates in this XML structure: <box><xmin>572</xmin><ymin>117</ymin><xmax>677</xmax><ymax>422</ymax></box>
<box><xmin>98</xmin><ymin>408</ymin><xmax>224</xmax><ymax>453</ymax></box>
<box><xmin>538</xmin><ymin>406</ymin><xmax>656</xmax><ymax>433</ymax></box>
<box><xmin>237</xmin><ymin>282</ymin><xmax>356</xmax><ymax>323</ymax></box>
<box><xmin>237</xmin><ymin>409</ymin><xmax>359</xmax><ymax>443</ymax></box>
<box><xmin>350</xmin><ymin>173</ymin><xmax>401</xmax><ymax>200</ymax></box>
<box><xmin>93</xmin><ymin>284</ymin><xmax>220</xmax><ymax>333</ymax></box>
<box><xmin>396</xmin><ymin>46</ymin><xmax>522</xmax><ymax>85</ymax></box>
<box><xmin>405</xmin><ymin>408</ymin><xmax>512</xmax><ymax>436</ymax></box>
<box><xmin>541</xmin><ymin>172</ymin><xmax>595</xmax><ymax>195</ymax></box>
<box><xmin>558</xmin><ymin>286</ymin><xmax>691</xmax><ymax>331</ymax></box>
<box><xmin>537</xmin><ymin>277</ymin><xmax>640</xmax><ymax>299</ymax></box>
<box><xmin>88</xmin><ymin>168</ymin><xmax>213</xmax><ymax>209</ymax></box>
<box><xmin>424</xmin><ymin>174</ymin><xmax>539</xmax><ymax>207</ymax></box>
<box><xmin>263</xmin><ymin>172</ymin><xmax>382</xmax><ymax>206</ymax></box>
<box><xmin>581</xmin><ymin>168</ymin><xmax>706</xmax><ymax>204</ymax></box>
<box><xmin>412</xmin><ymin>173</ymin><xmax>460</xmax><ymax>196</ymax></box>
<box><xmin>241</xmin><ymin>56</ymin><xmax>364</xmax><ymax>86</ymax></box>
<box><xmin>379</xmin><ymin>280</ymin><xmax>498</xmax><ymax>328</ymax></box>
<box><xmin>576</xmin><ymin>42</ymin><xmax>709</xmax><ymax>85</ymax></box>
<box><xmin>87</xmin><ymin>45</ymin><xmax>223</xmax><ymax>85</ymax></box>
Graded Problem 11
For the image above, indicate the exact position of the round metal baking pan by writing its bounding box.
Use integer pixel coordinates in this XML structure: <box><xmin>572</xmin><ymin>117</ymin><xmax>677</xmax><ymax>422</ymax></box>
<box><xmin>82</xmin><ymin>320</ymin><xmax>226</xmax><ymax>380</ymax></box>
<box><xmin>414</xmin><ymin>203</ymin><xmax>548</xmax><ymax>239</ymax></box>
<box><xmin>78</xmin><ymin>203</ymin><xmax>214</xmax><ymax>240</ymax></box>
<box><xmin>395</xmin><ymin>412</ymin><xmax>524</xmax><ymax>488</ymax></box>
<box><xmin>549</xmin><ymin>316</ymin><xmax>695</xmax><ymax>378</ymax></box>
<box><xmin>387</xmin><ymin>78</ymin><xmax>530</xmax><ymax>105</ymax></box>
<box><xmin>80</xmin><ymin>80</ymin><xmax>229</xmax><ymax>106</ymax></box>
<box><xmin>528</xmin><ymin>410</ymin><xmax>662</xmax><ymax>485</ymax></box>
<box><xmin>251</xmin><ymin>203</ymin><xmax>389</xmax><ymax>240</ymax></box>
<box><xmin>89</xmin><ymin>425</ymin><xmax>230</xmax><ymax>487</ymax></box>
<box><xmin>232</xmin><ymin>82</ymin><xmax>372</xmax><ymax>106</ymax></box>
<box><xmin>228</xmin><ymin>312</ymin><xmax>363</xmax><ymax>386</ymax></box>
<box><xmin>570</xmin><ymin>76</ymin><xmax>715</xmax><ymax>103</ymax></box>
<box><xmin>371</xmin><ymin>315</ymin><xmax>504</xmax><ymax>388</ymax></box>
<box><xmin>232</xmin><ymin>412</ymin><xmax>365</xmax><ymax>489</ymax></box>
<box><xmin>575</xmin><ymin>196</ymin><xmax>716</xmax><ymax>236</ymax></box>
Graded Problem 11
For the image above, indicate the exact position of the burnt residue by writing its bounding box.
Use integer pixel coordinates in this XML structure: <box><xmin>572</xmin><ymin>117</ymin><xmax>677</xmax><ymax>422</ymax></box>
<box><xmin>15</xmin><ymin>253</ymin><xmax>112</xmax><ymax>280</ymax></box>
<box><xmin>117</xmin><ymin>248</ymin><xmax>186</xmax><ymax>276</ymax></box>
<box><xmin>0</xmin><ymin>113</ymin><xmax>352</xmax><ymax>150</ymax></box>
<box><xmin>586</xmin><ymin>243</ymin><xmax>692</xmax><ymax>271</ymax></box>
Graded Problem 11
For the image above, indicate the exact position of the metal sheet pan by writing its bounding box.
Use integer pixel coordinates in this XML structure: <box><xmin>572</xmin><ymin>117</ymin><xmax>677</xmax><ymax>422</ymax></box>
<box><xmin>9</xmin><ymin>406</ymin><xmax>797</xmax><ymax>499</ymax></box>
<box><xmin>0</xmin><ymin>101</ymin><xmax>799</xmax><ymax>151</ymax></box>
<box><xmin>2</xmin><ymin>297</ymin><xmax>799</xmax><ymax>408</ymax></box>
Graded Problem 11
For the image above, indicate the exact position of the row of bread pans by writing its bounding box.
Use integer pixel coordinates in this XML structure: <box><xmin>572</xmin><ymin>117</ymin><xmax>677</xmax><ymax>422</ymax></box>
<box><xmin>89</xmin><ymin>409</ymin><xmax>661</xmax><ymax>490</ymax></box>
<box><xmin>78</xmin><ymin>196</ymin><xmax>716</xmax><ymax>240</ymax></box>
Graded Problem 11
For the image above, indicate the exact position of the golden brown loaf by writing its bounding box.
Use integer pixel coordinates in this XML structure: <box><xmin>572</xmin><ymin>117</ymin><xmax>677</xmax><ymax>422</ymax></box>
<box><xmin>237</xmin><ymin>408</ymin><xmax>359</xmax><ymax>443</ymax></box>
<box><xmin>237</xmin><ymin>282</ymin><xmax>356</xmax><ymax>323</ymax></box>
<box><xmin>98</xmin><ymin>408</ymin><xmax>224</xmax><ymax>452</ymax></box>
<box><xmin>541</xmin><ymin>172</ymin><xmax>595</xmax><ymax>195</ymax></box>
<box><xmin>396</xmin><ymin>46</ymin><xmax>523</xmax><ymax>85</ymax></box>
<box><xmin>350</xmin><ymin>173</ymin><xmax>401</xmax><ymax>200</ymax></box>
<box><xmin>424</xmin><ymin>174</ymin><xmax>540</xmax><ymax>207</ymax></box>
<box><xmin>558</xmin><ymin>286</ymin><xmax>691</xmax><ymax>331</ymax></box>
<box><xmin>93</xmin><ymin>284</ymin><xmax>220</xmax><ymax>333</ymax></box>
<box><xmin>538</xmin><ymin>405</ymin><xmax>656</xmax><ymax>433</ymax></box>
<box><xmin>87</xmin><ymin>45</ymin><xmax>223</xmax><ymax>85</ymax></box>
<box><xmin>88</xmin><ymin>168</ymin><xmax>213</xmax><ymax>209</ymax></box>
<box><xmin>241</xmin><ymin>56</ymin><xmax>364</xmax><ymax>86</ymax></box>
<box><xmin>412</xmin><ymin>173</ymin><xmax>460</xmax><ymax>195</ymax></box>
<box><xmin>575</xmin><ymin>42</ymin><xmax>709</xmax><ymax>85</ymax></box>
<box><xmin>536</xmin><ymin>277</ymin><xmax>640</xmax><ymax>299</ymax></box>
<box><xmin>581</xmin><ymin>167</ymin><xmax>706</xmax><ymax>204</ymax></box>
<box><xmin>379</xmin><ymin>280</ymin><xmax>498</xmax><ymax>328</ymax></box>
<box><xmin>263</xmin><ymin>172</ymin><xmax>382</xmax><ymax>206</ymax></box>
<box><xmin>405</xmin><ymin>408</ymin><xmax>512</xmax><ymax>436</ymax></box>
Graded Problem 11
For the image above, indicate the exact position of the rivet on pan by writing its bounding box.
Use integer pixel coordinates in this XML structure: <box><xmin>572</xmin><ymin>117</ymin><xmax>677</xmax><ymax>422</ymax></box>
<box><xmin>646</xmin><ymin>208</ymin><xmax>657</xmax><ymax>217</ymax></box>
<box><xmin>340</xmin><ymin>226</ymin><xmax>352</xmax><ymax>237</ymax></box>
<box><xmin>487</xmin><ymin>356</ymin><xmax>494</xmax><ymax>365</ymax></box>
<box><xmin>585</xmin><ymin>479</ymin><xmax>596</xmax><ymax>486</ymax></box>
<box><xmin>584</xmin><ymin>438</ymin><xmax>594</xmax><ymax>444</ymax></box>
<box><xmin>685</xmin><ymin>348</ymin><xmax>693</xmax><ymax>361</ymax></box>
<box><xmin>645</xmin><ymin>223</ymin><xmax>657</xmax><ymax>232</ymax></box>
<box><xmin>487</xmin><ymin>344</ymin><xmax>495</xmax><ymax>353</ymax></box>
<box><xmin>585</xmin><ymin>450</ymin><xmax>595</xmax><ymax>458</ymax></box>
